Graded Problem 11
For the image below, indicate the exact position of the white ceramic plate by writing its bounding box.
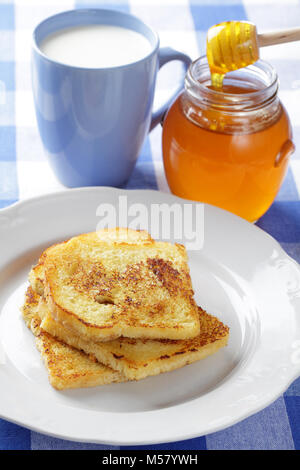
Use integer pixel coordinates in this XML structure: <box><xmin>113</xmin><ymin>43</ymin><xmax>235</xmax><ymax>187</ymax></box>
<box><xmin>0</xmin><ymin>187</ymin><xmax>299</xmax><ymax>445</ymax></box>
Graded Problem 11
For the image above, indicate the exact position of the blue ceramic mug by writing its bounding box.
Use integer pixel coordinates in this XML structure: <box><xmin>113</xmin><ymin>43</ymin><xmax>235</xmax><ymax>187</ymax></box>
<box><xmin>32</xmin><ymin>9</ymin><xmax>191</xmax><ymax>187</ymax></box>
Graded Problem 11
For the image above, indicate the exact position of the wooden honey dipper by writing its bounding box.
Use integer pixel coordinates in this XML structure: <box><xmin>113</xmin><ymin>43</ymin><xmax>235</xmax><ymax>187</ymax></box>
<box><xmin>206</xmin><ymin>21</ymin><xmax>300</xmax><ymax>88</ymax></box>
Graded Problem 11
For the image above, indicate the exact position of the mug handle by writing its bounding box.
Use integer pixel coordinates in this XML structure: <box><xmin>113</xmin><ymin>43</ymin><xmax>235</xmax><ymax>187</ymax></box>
<box><xmin>150</xmin><ymin>47</ymin><xmax>192</xmax><ymax>131</ymax></box>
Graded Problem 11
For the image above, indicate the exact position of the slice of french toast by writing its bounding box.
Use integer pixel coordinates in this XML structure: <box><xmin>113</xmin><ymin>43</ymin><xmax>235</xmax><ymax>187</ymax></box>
<box><xmin>29</xmin><ymin>228</ymin><xmax>153</xmax><ymax>296</ymax></box>
<box><xmin>32</xmin><ymin>228</ymin><xmax>200</xmax><ymax>342</ymax></box>
<box><xmin>21</xmin><ymin>286</ymin><xmax>125</xmax><ymax>390</ymax></box>
<box><xmin>37</xmin><ymin>294</ymin><xmax>229</xmax><ymax>381</ymax></box>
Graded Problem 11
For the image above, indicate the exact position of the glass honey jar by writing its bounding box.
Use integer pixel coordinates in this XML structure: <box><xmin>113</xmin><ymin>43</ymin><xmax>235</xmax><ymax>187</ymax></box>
<box><xmin>162</xmin><ymin>57</ymin><xmax>295</xmax><ymax>222</ymax></box>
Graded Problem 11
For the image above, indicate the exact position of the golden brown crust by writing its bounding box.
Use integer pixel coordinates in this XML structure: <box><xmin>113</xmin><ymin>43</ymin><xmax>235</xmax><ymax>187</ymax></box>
<box><xmin>38</xmin><ymin>297</ymin><xmax>229</xmax><ymax>381</ymax></box>
<box><xmin>22</xmin><ymin>283</ymin><xmax>229</xmax><ymax>386</ymax></box>
<box><xmin>21</xmin><ymin>286</ymin><xmax>126</xmax><ymax>390</ymax></box>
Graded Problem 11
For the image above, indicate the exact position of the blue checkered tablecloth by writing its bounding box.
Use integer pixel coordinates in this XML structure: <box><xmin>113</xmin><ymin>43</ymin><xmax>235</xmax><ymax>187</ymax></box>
<box><xmin>0</xmin><ymin>0</ymin><xmax>299</xmax><ymax>451</ymax></box>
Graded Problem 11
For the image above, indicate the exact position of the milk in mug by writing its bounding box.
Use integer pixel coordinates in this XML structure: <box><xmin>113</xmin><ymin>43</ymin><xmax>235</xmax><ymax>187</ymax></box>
<box><xmin>40</xmin><ymin>24</ymin><xmax>152</xmax><ymax>68</ymax></box>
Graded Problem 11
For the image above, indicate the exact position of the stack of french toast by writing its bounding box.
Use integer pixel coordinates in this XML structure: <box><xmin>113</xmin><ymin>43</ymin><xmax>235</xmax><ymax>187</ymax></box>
<box><xmin>21</xmin><ymin>228</ymin><xmax>229</xmax><ymax>390</ymax></box>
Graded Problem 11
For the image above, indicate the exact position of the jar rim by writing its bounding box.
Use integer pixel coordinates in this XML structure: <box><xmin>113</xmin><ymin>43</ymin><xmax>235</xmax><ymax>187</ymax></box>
<box><xmin>185</xmin><ymin>56</ymin><xmax>278</xmax><ymax>110</ymax></box>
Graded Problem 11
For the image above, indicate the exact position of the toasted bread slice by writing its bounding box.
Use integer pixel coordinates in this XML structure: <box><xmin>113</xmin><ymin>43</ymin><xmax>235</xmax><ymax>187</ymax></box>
<box><xmin>21</xmin><ymin>286</ymin><xmax>125</xmax><ymax>390</ymax></box>
<box><xmin>38</xmin><ymin>296</ymin><xmax>229</xmax><ymax>381</ymax></box>
<box><xmin>29</xmin><ymin>228</ymin><xmax>153</xmax><ymax>297</ymax></box>
<box><xmin>39</xmin><ymin>229</ymin><xmax>200</xmax><ymax>341</ymax></box>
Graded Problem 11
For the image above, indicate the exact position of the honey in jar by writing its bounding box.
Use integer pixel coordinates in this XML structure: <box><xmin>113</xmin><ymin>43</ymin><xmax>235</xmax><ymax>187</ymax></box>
<box><xmin>162</xmin><ymin>57</ymin><xmax>294</xmax><ymax>222</ymax></box>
